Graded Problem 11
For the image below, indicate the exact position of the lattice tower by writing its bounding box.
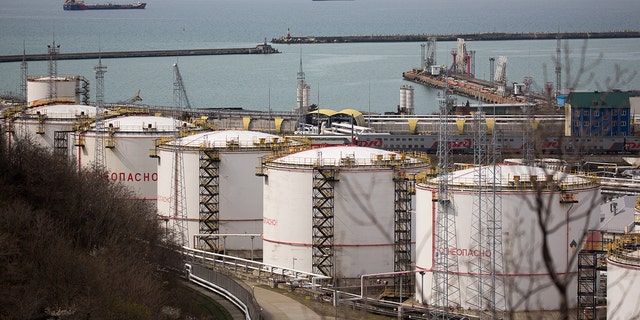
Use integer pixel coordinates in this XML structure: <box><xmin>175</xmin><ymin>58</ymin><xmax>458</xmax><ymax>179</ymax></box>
<box><xmin>20</xmin><ymin>42</ymin><xmax>27</xmax><ymax>101</ymax></box>
<box><xmin>18</xmin><ymin>44</ymin><xmax>29</xmax><ymax>139</ymax></box>
<box><xmin>555</xmin><ymin>35</ymin><xmax>562</xmax><ymax>97</ymax></box>
<box><xmin>296</xmin><ymin>51</ymin><xmax>306</xmax><ymax>131</ymax></box>
<box><xmin>522</xmin><ymin>76</ymin><xmax>535</xmax><ymax>165</ymax></box>
<box><xmin>47</xmin><ymin>40</ymin><xmax>60</xmax><ymax>100</ymax></box>
<box><xmin>93</xmin><ymin>57</ymin><xmax>107</xmax><ymax>171</ymax></box>
<box><xmin>170</xmin><ymin>62</ymin><xmax>188</xmax><ymax>246</ymax></box>
<box><xmin>467</xmin><ymin>103</ymin><xmax>506</xmax><ymax>319</ymax></box>
<box><xmin>431</xmin><ymin>83</ymin><xmax>461</xmax><ymax>318</ymax></box>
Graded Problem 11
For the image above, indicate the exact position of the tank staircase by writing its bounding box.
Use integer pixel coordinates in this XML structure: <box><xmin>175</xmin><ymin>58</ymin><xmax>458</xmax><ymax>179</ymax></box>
<box><xmin>198</xmin><ymin>149</ymin><xmax>220</xmax><ymax>252</ymax></box>
<box><xmin>385</xmin><ymin>169</ymin><xmax>414</xmax><ymax>301</ymax></box>
<box><xmin>311</xmin><ymin>165</ymin><xmax>340</xmax><ymax>277</ymax></box>
<box><xmin>35</xmin><ymin>112</ymin><xmax>46</xmax><ymax>134</ymax></box>
<box><xmin>53</xmin><ymin>131</ymin><xmax>70</xmax><ymax>157</ymax></box>
<box><xmin>577</xmin><ymin>233</ymin><xmax>607</xmax><ymax>320</ymax></box>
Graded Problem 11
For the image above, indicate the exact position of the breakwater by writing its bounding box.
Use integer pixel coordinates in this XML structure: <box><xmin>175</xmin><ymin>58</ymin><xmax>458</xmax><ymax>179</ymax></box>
<box><xmin>272</xmin><ymin>30</ymin><xmax>640</xmax><ymax>44</ymax></box>
<box><xmin>0</xmin><ymin>43</ymin><xmax>279</xmax><ymax>63</ymax></box>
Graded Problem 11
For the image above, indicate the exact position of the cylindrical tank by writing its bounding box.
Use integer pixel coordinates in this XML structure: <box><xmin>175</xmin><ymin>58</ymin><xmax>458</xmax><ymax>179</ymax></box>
<box><xmin>156</xmin><ymin>130</ymin><xmax>301</xmax><ymax>253</ymax></box>
<box><xmin>400</xmin><ymin>85</ymin><xmax>407</xmax><ymax>110</ymax></box>
<box><xmin>80</xmin><ymin>115</ymin><xmax>184</xmax><ymax>202</ymax></box>
<box><xmin>261</xmin><ymin>145</ymin><xmax>430</xmax><ymax>278</ymax></box>
<box><xmin>405</xmin><ymin>85</ymin><xmax>414</xmax><ymax>115</ymax></box>
<box><xmin>10</xmin><ymin>104</ymin><xmax>97</xmax><ymax>156</ymax></box>
<box><xmin>607</xmin><ymin>235</ymin><xmax>640</xmax><ymax>320</ymax></box>
<box><xmin>415</xmin><ymin>165</ymin><xmax>601</xmax><ymax>312</ymax></box>
<box><xmin>399</xmin><ymin>85</ymin><xmax>414</xmax><ymax>115</ymax></box>
<box><xmin>27</xmin><ymin>76</ymin><xmax>88</xmax><ymax>106</ymax></box>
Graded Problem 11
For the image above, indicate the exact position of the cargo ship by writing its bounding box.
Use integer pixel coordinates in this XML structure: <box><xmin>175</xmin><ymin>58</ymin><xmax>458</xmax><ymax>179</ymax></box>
<box><xmin>63</xmin><ymin>0</ymin><xmax>146</xmax><ymax>10</ymax></box>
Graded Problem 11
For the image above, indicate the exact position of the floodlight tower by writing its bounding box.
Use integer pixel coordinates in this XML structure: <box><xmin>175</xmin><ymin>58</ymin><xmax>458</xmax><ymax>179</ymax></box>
<box><xmin>555</xmin><ymin>35</ymin><xmax>562</xmax><ymax>98</ymax></box>
<box><xmin>47</xmin><ymin>39</ymin><xmax>60</xmax><ymax>100</ymax></box>
<box><xmin>296</xmin><ymin>51</ymin><xmax>307</xmax><ymax>131</ymax></box>
<box><xmin>94</xmin><ymin>56</ymin><xmax>107</xmax><ymax>171</ymax></box>
<box><xmin>20</xmin><ymin>42</ymin><xmax>28</xmax><ymax>102</ymax></box>
<box><xmin>431</xmin><ymin>82</ymin><xmax>461</xmax><ymax>318</ymax></box>
<box><xmin>522</xmin><ymin>76</ymin><xmax>534</xmax><ymax>165</ymax></box>
<box><xmin>170</xmin><ymin>62</ymin><xmax>189</xmax><ymax>247</ymax></box>
<box><xmin>467</xmin><ymin>100</ymin><xmax>506</xmax><ymax>319</ymax></box>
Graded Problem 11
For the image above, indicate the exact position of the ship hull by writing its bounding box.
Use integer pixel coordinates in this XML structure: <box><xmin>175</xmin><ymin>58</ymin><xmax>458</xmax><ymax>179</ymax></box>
<box><xmin>63</xmin><ymin>2</ymin><xmax>146</xmax><ymax>10</ymax></box>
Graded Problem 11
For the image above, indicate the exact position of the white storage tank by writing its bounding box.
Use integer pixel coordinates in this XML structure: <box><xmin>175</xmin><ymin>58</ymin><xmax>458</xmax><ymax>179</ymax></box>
<box><xmin>400</xmin><ymin>85</ymin><xmax>414</xmax><ymax>115</ymax></box>
<box><xmin>79</xmin><ymin>115</ymin><xmax>185</xmax><ymax>202</ymax></box>
<box><xmin>27</xmin><ymin>76</ymin><xmax>88</xmax><ymax>106</ymax></box>
<box><xmin>607</xmin><ymin>236</ymin><xmax>640</xmax><ymax>320</ymax></box>
<box><xmin>156</xmin><ymin>130</ymin><xmax>301</xmax><ymax>254</ymax></box>
<box><xmin>9</xmin><ymin>104</ymin><xmax>97</xmax><ymax>156</ymax></box>
<box><xmin>261</xmin><ymin>145</ymin><xmax>430</xmax><ymax>278</ymax></box>
<box><xmin>415</xmin><ymin>164</ymin><xmax>601</xmax><ymax>312</ymax></box>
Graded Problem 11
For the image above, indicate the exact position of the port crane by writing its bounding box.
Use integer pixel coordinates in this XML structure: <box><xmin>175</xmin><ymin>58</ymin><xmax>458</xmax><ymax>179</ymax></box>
<box><xmin>118</xmin><ymin>89</ymin><xmax>142</xmax><ymax>104</ymax></box>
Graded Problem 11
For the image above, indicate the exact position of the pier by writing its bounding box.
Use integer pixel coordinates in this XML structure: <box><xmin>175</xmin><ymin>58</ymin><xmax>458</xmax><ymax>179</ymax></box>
<box><xmin>272</xmin><ymin>30</ymin><xmax>640</xmax><ymax>44</ymax></box>
<box><xmin>402</xmin><ymin>69</ymin><xmax>545</xmax><ymax>105</ymax></box>
<box><xmin>0</xmin><ymin>43</ymin><xmax>279</xmax><ymax>63</ymax></box>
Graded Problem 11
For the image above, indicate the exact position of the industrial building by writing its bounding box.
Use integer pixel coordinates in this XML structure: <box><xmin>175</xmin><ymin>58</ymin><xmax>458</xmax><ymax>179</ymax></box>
<box><xmin>565</xmin><ymin>91</ymin><xmax>632</xmax><ymax>137</ymax></box>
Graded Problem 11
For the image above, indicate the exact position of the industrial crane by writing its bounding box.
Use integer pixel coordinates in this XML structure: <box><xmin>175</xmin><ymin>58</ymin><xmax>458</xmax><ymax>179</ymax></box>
<box><xmin>118</xmin><ymin>89</ymin><xmax>142</xmax><ymax>104</ymax></box>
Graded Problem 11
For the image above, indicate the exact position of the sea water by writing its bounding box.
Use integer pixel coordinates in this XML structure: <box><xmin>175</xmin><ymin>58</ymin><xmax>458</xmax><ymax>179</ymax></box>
<box><xmin>1</xmin><ymin>0</ymin><xmax>639</xmax><ymax>114</ymax></box>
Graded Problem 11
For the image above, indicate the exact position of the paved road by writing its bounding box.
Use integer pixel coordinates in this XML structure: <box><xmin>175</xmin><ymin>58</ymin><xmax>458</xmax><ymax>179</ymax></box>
<box><xmin>249</xmin><ymin>282</ymin><xmax>326</xmax><ymax>320</ymax></box>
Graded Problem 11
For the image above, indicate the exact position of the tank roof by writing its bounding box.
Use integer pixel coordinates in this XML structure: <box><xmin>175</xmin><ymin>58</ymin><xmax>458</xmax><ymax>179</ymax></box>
<box><xmin>175</xmin><ymin>130</ymin><xmax>285</xmax><ymax>148</ymax></box>
<box><xmin>27</xmin><ymin>104</ymin><xmax>97</xmax><ymax>118</ymax></box>
<box><xmin>103</xmin><ymin>115</ymin><xmax>183</xmax><ymax>132</ymax></box>
<box><xmin>271</xmin><ymin>145</ymin><xmax>427</xmax><ymax>167</ymax></box>
<box><xmin>423</xmin><ymin>164</ymin><xmax>598</xmax><ymax>191</ymax></box>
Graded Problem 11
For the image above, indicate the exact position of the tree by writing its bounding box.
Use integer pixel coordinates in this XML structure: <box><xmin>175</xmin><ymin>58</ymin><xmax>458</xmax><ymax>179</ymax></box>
<box><xmin>0</xmin><ymin>139</ymin><xmax>207</xmax><ymax>319</ymax></box>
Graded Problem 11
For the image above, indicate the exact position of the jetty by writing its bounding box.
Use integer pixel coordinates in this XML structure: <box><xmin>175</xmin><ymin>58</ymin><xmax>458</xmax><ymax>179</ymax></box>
<box><xmin>272</xmin><ymin>30</ymin><xmax>640</xmax><ymax>44</ymax></box>
<box><xmin>0</xmin><ymin>43</ymin><xmax>279</xmax><ymax>63</ymax></box>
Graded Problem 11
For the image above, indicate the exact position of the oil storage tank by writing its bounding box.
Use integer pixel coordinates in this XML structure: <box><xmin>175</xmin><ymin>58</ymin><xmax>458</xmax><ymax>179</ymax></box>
<box><xmin>79</xmin><ymin>115</ymin><xmax>185</xmax><ymax>202</ymax></box>
<box><xmin>415</xmin><ymin>164</ymin><xmax>600</xmax><ymax>313</ymax></box>
<box><xmin>607</xmin><ymin>235</ymin><xmax>640</xmax><ymax>320</ymax></box>
<box><xmin>27</xmin><ymin>76</ymin><xmax>89</xmax><ymax>106</ymax></box>
<box><xmin>259</xmin><ymin>145</ymin><xmax>431</xmax><ymax>280</ymax></box>
<box><xmin>8</xmin><ymin>104</ymin><xmax>97</xmax><ymax>157</ymax></box>
<box><xmin>156</xmin><ymin>130</ymin><xmax>301</xmax><ymax>255</ymax></box>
